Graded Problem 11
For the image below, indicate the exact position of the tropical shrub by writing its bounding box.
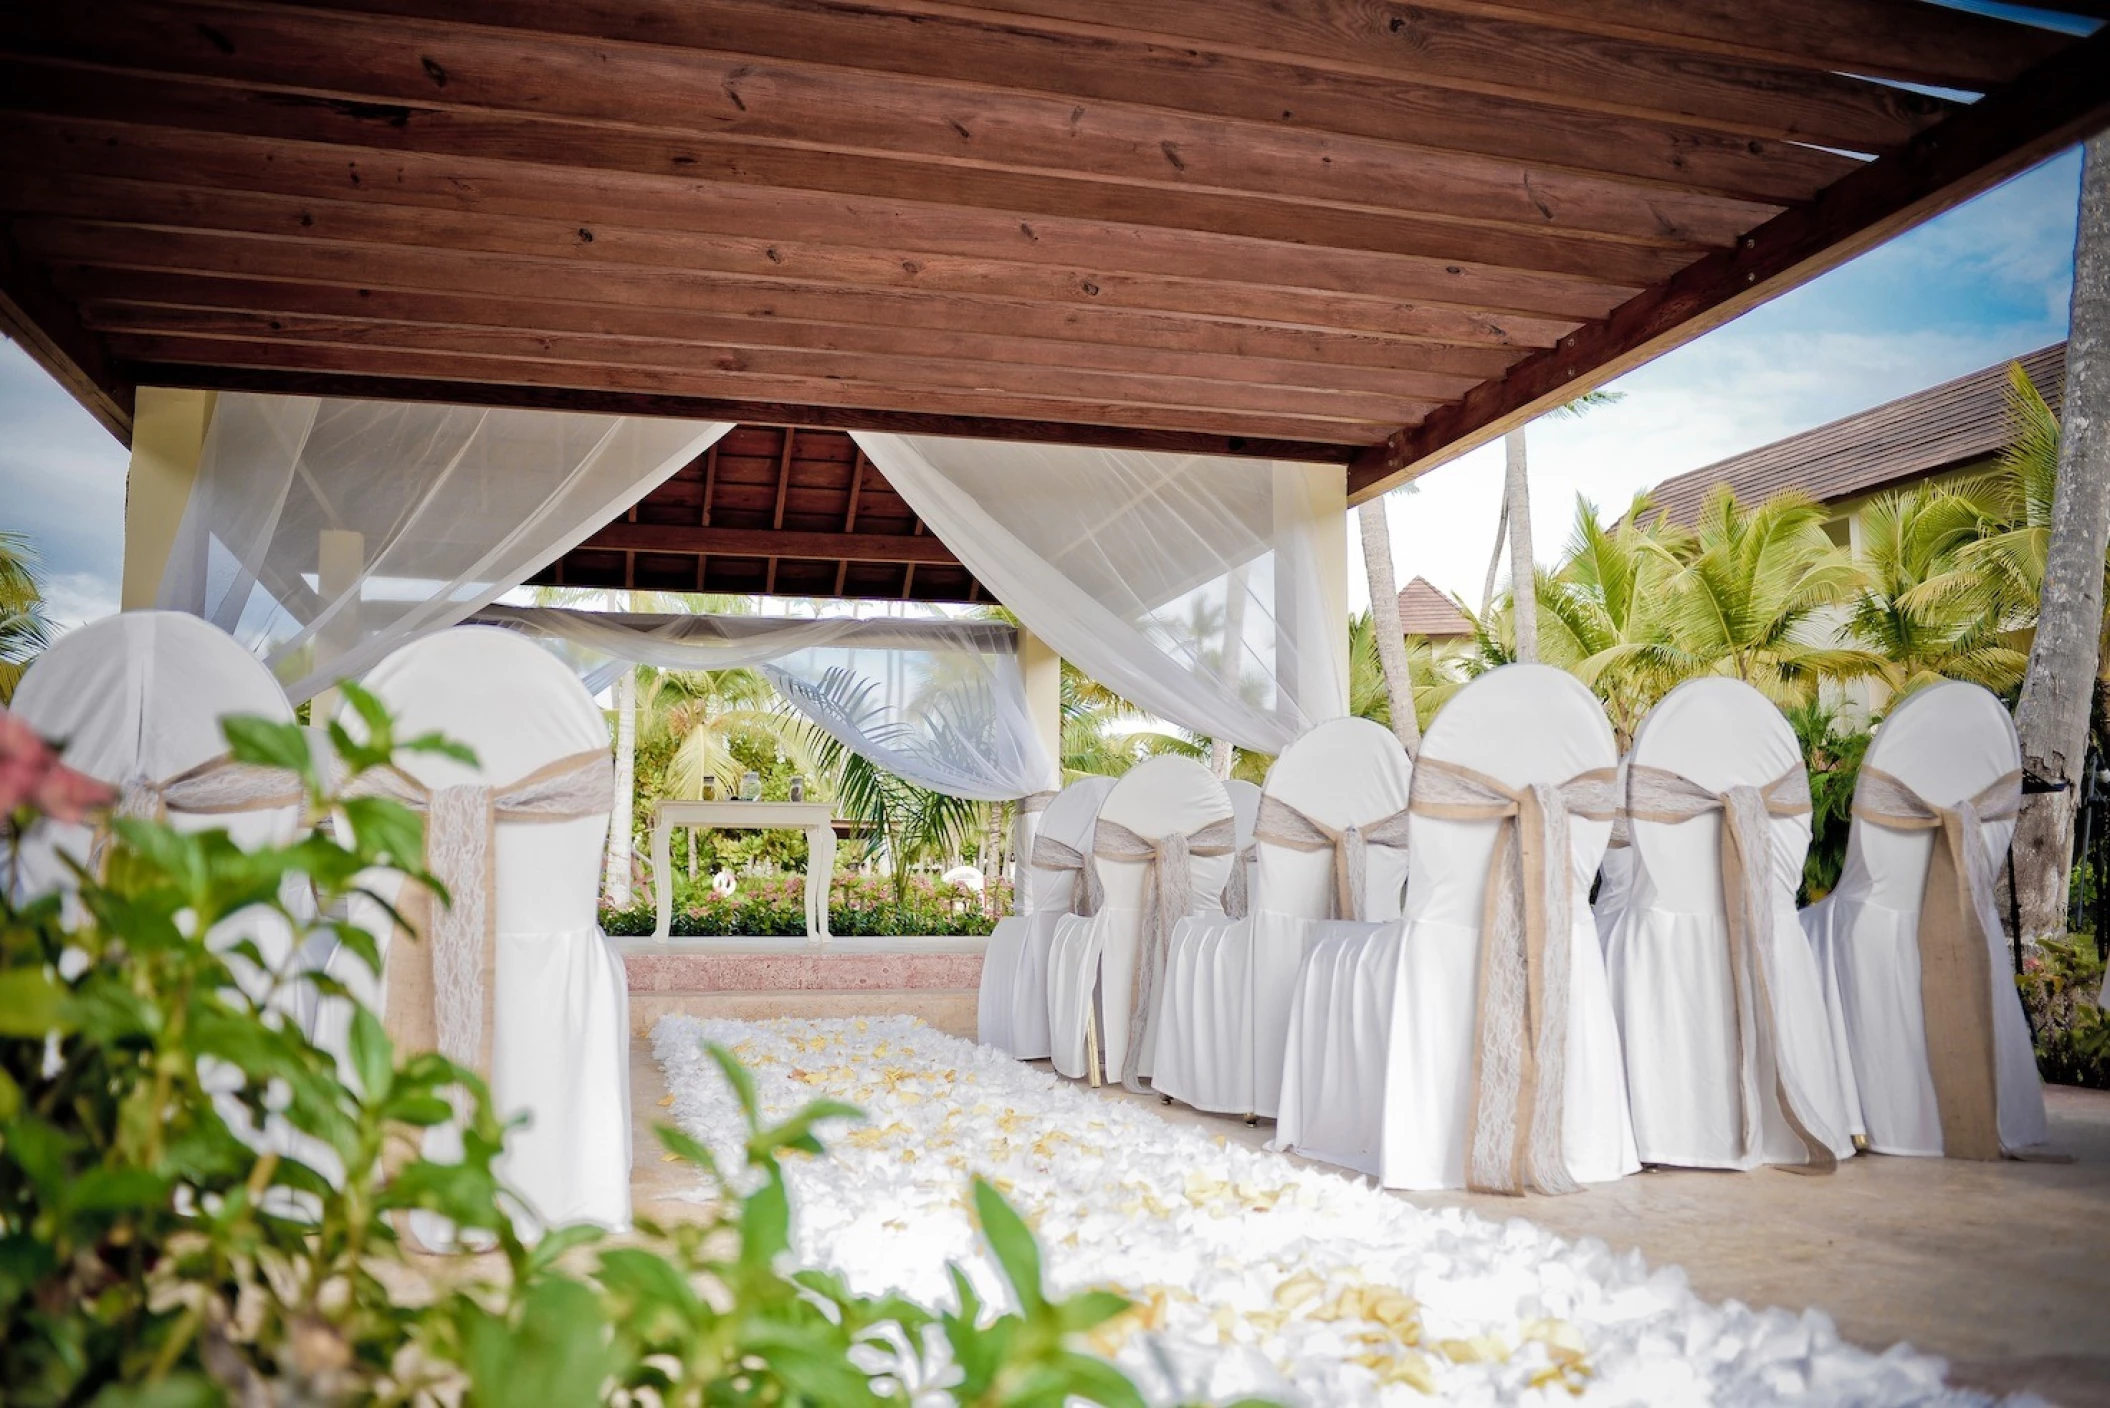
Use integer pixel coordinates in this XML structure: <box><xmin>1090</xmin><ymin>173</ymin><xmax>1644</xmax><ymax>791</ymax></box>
<box><xmin>0</xmin><ymin>701</ymin><xmax>1173</xmax><ymax>1407</ymax></box>
<box><xmin>2018</xmin><ymin>935</ymin><xmax>2110</xmax><ymax>1090</ymax></box>
<box><xmin>1787</xmin><ymin>700</ymin><xmax>1874</xmax><ymax>904</ymax></box>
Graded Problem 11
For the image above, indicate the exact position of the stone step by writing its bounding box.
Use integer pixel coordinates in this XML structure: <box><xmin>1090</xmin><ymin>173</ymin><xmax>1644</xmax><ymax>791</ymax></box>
<box><xmin>620</xmin><ymin>938</ymin><xmax>983</xmax><ymax>1041</ymax></box>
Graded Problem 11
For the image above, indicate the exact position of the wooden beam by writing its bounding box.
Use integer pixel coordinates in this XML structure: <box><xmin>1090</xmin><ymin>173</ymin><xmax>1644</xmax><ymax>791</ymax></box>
<box><xmin>0</xmin><ymin>3</ymin><xmax>1793</xmax><ymax>245</ymax></box>
<box><xmin>260</xmin><ymin>0</ymin><xmax>1951</xmax><ymax>153</ymax></box>
<box><xmin>21</xmin><ymin>218</ymin><xmax>1537</xmax><ymax>379</ymax></box>
<box><xmin>0</xmin><ymin>227</ymin><xmax>130</xmax><ymax>441</ymax></box>
<box><xmin>1349</xmin><ymin>26</ymin><xmax>2110</xmax><ymax>499</ymax></box>
<box><xmin>0</xmin><ymin>63</ymin><xmax>1707</xmax><ymax>286</ymax></box>
<box><xmin>581</xmin><ymin>522</ymin><xmax>962</xmax><ymax>566</ymax></box>
<box><xmin>117</xmin><ymin>361</ymin><xmax>1362</xmax><ymax>463</ymax></box>
<box><xmin>835</xmin><ymin>451</ymin><xmax>868</xmax><ymax>597</ymax></box>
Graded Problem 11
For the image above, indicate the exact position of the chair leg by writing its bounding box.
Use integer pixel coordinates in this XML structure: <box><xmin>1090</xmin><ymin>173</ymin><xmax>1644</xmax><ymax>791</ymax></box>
<box><xmin>1084</xmin><ymin>1007</ymin><xmax>1102</xmax><ymax>1089</ymax></box>
<box><xmin>1243</xmin><ymin>1114</ymin><xmax>1259</xmax><ymax>1127</ymax></box>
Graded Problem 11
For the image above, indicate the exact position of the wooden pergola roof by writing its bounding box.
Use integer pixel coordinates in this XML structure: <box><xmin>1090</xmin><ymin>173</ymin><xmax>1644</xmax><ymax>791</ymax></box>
<box><xmin>1</xmin><ymin>0</ymin><xmax>2104</xmax><ymax>503</ymax></box>
<box><xmin>534</xmin><ymin>424</ymin><xmax>989</xmax><ymax>604</ymax></box>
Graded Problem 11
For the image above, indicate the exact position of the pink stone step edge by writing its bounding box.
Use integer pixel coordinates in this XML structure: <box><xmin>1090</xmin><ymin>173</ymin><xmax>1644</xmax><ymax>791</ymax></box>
<box><xmin>625</xmin><ymin>950</ymin><xmax>983</xmax><ymax>994</ymax></box>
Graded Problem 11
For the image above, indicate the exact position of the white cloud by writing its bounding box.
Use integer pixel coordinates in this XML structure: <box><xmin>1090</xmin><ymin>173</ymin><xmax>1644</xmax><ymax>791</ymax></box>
<box><xmin>0</xmin><ymin>338</ymin><xmax>129</xmax><ymax>632</ymax></box>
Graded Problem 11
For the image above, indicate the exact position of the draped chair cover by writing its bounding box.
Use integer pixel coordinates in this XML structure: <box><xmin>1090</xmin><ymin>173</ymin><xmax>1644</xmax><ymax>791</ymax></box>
<box><xmin>1045</xmin><ymin>758</ymin><xmax>1236</xmax><ymax>1085</ymax></box>
<box><xmin>1155</xmin><ymin>719</ymin><xmax>1413</xmax><ymax>1120</ymax></box>
<box><xmin>1801</xmin><ymin>681</ymin><xmax>2049</xmax><ymax>1158</ymax></box>
<box><xmin>314</xmin><ymin>627</ymin><xmax>630</xmax><ymax>1243</ymax></box>
<box><xmin>1608</xmin><ymin>678</ymin><xmax>1855</xmax><ymax>1171</ymax></box>
<box><xmin>1278</xmin><ymin>666</ymin><xmax>1638</xmax><ymax>1192</ymax></box>
<box><xmin>977</xmin><ymin>776</ymin><xmax>1117</xmax><ymax>1058</ymax></box>
<box><xmin>1591</xmin><ymin>759</ymin><xmax>1635</xmax><ymax>951</ymax></box>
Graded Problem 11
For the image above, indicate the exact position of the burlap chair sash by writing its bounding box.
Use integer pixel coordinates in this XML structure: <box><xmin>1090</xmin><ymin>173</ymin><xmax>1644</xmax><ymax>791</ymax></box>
<box><xmin>1625</xmin><ymin>762</ymin><xmax>1835</xmax><ymax>1173</ymax></box>
<box><xmin>347</xmin><ymin>749</ymin><xmax>615</xmax><ymax>1083</ymax></box>
<box><xmin>1028</xmin><ymin>832</ymin><xmax>1100</xmax><ymax>917</ymax></box>
<box><xmin>1251</xmin><ymin>794</ymin><xmax>1412</xmax><ymax>921</ymax></box>
<box><xmin>1093</xmin><ymin>813</ymin><xmax>1238</xmax><ymax>1093</ymax></box>
<box><xmin>1851</xmin><ymin>766</ymin><xmax>2022</xmax><ymax>1160</ymax></box>
<box><xmin>94</xmin><ymin>754</ymin><xmax>306</xmax><ymax>874</ymax></box>
<box><xmin>1409</xmin><ymin>757</ymin><xmax>1619</xmax><ymax>1195</ymax></box>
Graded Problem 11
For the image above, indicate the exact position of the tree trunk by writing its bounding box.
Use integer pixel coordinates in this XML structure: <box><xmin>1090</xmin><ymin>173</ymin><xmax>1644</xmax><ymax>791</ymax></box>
<box><xmin>2013</xmin><ymin>132</ymin><xmax>2110</xmax><ymax>942</ymax></box>
<box><xmin>1210</xmin><ymin>736</ymin><xmax>1235</xmax><ymax>779</ymax></box>
<box><xmin>1504</xmin><ymin>428</ymin><xmax>1539</xmax><ymax>663</ymax></box>
<box><xmin>605</xmin><ymin>667</ymin><xmax>637</xmax><ymax>907</ymax></box>
<box><xmin>1358</xmin><ymin>496</ymin><xmax>1422</xmax><ymax>753</ymax></box>
<box><xmin>1480</xmin><ymin>500</ymin><xmax>1508</xmax><ymax>619</ymax></box>
<box><xmin>982</xmin><ymin>801</ymin><xmax>1004</xmax><ymax>916</ymax></box>
<box><xmin>687</xmin><ymin>827</ymin><xmax>697</xmax><ymax>883</ymax></box>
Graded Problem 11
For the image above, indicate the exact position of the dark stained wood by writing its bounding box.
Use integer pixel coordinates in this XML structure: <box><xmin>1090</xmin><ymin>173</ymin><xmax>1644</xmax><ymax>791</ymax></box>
<box><xmin>1</xmin><ymin>3</ymin><xmax>1787</xmax><ymax>242</ymax></box>
<box><xmin>119</xmin><ymin>361</ymin><xmax>1360</xmax><ymax>463</ymax></box>
<box><xmin>272</xmin><ymin>0</ymin><xmax>1948</xmax><ymax>153</ymax></box>
<box><xmin>1351</xmin><ymin>25</ymin><xmax>2110</xmax><ymax>498</ymax></box>
<box><xmin>582</xmin><ymin>522</ymin><xmax>959</xmax><ymax>567</ymax></box>
<box><xmin>0</xmin><ymin>227</ymin><xmax>131</xmax><ymax>440</ymax></box>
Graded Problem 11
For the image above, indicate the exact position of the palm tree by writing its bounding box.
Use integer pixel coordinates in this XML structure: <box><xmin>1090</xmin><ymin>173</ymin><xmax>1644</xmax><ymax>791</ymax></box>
<box><xmin>0</xmin><ymin>531</ymin><xmax>52</xmax><ymax>704</ymax></box>
<box><xmin>1357</xmin><ymin>495</ymin><xmax>1421</xmax><ymax>752</ymax></box>
<box><xmin>1540</xmin><ymin>493</ymin><xmax>1690</xmax><ymax>748</ymax></box>
<box><xmin>1594</xmin><ymin>488</ymin><xmax>1881</xmax><ymax>708</ymax></box>
<box><xmin>1846</xmin><ymin>483</ymin><xmax>2026</xmax><ymax>700</ymax></box>
<box><xmin>1347</xmin><ymin>609</ymin><xmax>1467</xmax><ymax>736</ymax></box>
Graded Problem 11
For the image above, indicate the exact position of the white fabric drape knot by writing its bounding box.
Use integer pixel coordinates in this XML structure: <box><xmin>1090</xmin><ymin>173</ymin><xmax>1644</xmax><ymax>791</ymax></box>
<box><xmin>1029</xmin><ymin>832</ymin><xmax>1100</xmax><ymax>917</ymax></box>
<box><xmin>1851</xmin><ymin>766</ymin><xmax>2023</xmax><ymax>1160</ymax></box>
<box><xmin>346</xmin><ymin>750</ymin><xmax>615</xmax><ymax>1081</ymax></box>
<box><xmin>1626</xmin><ymin>763</ymin><xmax>1836</xmax><ymax>1174</ymax></box>
<box><xmin>1409</xmin><ymin>759</ymin><xmax>1619</xmax><ymax>1195</ymax></box>
<box><xmin>1251</xmin><ymin>795</ymin><xmax>1411</xmax><ymax>921</ymax></box>
<box><xmin>1093</xmin><ymin>814</ymin><xmax>1238</xmax><ymax>1092</ymax></box>
<box><xmin>94</xmin><ymin>754</ymin><xmax>306</xmax><ymax>874</ymax></box>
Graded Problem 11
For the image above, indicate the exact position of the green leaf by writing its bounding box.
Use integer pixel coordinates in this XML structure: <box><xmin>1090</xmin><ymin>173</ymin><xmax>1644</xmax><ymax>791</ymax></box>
<box><xmin>740</xmin><ymin>1168</ymin><xmax>792</xmax><ymax>1267</ymax></box>
<box><xmin>220</xmin><ymin>714</ymin><xmax>317</xmax><ymax>785</ymax></box>
<box><xmin>0</xmin><ymin>967</ymin><xmax>68</xmax><ymax>1036</ymax></box>
<box><xmin>525</xmin><ymin>1221</ymin><xmax>606</xmax><ymax>1277</ymax></box>
<box><xmin>338</xmin><ymin>796</ymin><xmax>426</xmax><ymax>873</ymax></box>
<box><xmin>704</xmin><ymin>1042</ymin><xmax>760</xmax><ymax>1127</ymax></box>
<box><xmin>402</xmin><ymin>729</ymin><xmax>479</xmax><ymax>768</ymax></box>
<box><xmin>973</xmin><ymin>1177</ymin><xmax>1045</xmax><ymax>1314</ymax></box>
<box><xmin>91</xmin><ymin>1372</ymin><xmax>224</xmax><ymax>1408</ymax></box>
<box><xmin>1053</xmin><ymin>1288</ymin><xmax>1132</xmax><ymax>1335</ymax></box>
<box><xmin>348</xmin><ymin>1005</ymin><xmax>394</xmax><ymax>1103</ymax></box>
<box><xmin>652</xmin><ymin>1122</ymin><xmax>719</xmax><ymax>1178</ymax></box>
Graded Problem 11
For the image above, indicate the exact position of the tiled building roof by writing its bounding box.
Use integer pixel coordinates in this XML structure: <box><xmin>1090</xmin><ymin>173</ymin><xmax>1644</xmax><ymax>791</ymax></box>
<box><xmin>1641</xmin><ymin>343</ymin><xmax>2066</xmax><ymax>527</ymax></box>
<box><xmin>1397</xmin><ymin>576</ymin><xmax>1475</xmax><ymax>639</ymax></box>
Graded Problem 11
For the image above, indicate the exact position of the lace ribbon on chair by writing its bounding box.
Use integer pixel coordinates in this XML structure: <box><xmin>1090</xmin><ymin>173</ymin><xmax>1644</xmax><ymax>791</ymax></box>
<box><xmin>1251</xmin><ymin>795</ymin><xmax>1412</xmax><ymax>921</ymax></box>
<box><xmin>1851</xmin><ymin>766</ymin><xmax>2023</xmax><ymax>1160</ymax></box>
<box><xmin>1410</xmin><ymin>758</ymin><xmax>1619</xmax><ymax>1195</ymax></box>
<box><xmin>1093</xmin><ymin>813</ymin><xmax>1239</xmax><ymax>1093</ymax></box>
<box><xmin>1029</xmin><ymin>832</ymin><xmax>1101</xmax><ymax>918</ymax></box>
<box><xmin>346</xmin><ymin>749</ymin><xmax>615</xmax><ymax>1083</ymax></box>
<box><xmin>1626</xmin><ymin>763</ymin><xmax>1836</xmax><ymax>1174</ymax></box>
<box><xmin>93</xmin><ymin>755</ymin><xmax>306</xmax><ymax>874</ymax></box>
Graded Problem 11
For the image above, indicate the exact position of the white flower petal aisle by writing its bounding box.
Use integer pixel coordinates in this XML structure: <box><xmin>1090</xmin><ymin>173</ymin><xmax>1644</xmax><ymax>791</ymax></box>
<box><xmin>651</xmin><ymin>1015</ymin><xmax>1974</xmax><ymax>1406</ymax></box>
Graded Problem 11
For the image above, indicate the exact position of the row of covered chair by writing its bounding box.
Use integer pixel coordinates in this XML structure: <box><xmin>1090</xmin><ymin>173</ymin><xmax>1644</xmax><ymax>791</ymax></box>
<box><xmin>7</xmin><ymin>612</ymin><xmax>633</xmax><ymax>1241</ymax></box>
<box><xmin>979</xmin><ymin>663</ymin><xmax>2052</xmax><ymax>1192</ymax></box>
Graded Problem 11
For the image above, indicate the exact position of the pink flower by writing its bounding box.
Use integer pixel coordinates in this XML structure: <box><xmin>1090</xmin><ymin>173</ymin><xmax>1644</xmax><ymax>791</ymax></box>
<box><xmin>0</xmin><ymin>709</ymin><xmax>115</xmax><ymax>822</ymax></box>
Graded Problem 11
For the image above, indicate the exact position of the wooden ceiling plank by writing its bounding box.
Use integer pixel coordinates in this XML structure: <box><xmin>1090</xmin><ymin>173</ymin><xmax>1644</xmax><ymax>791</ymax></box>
<box><xmin>583</xmin><ymin>522</ymin><xmax>960</xmax><ymax>566</ymax></box>
<box><xmin>0</xmin><ymin>63</ymin><xmax>1705</xmax><ymax>285</ymax></box>
<box><xmin>57</xmin><ymin>266</ymin><xmax>1492</xmax><ymax>400</ymax></box>
<box><xmin>17</xmin><ymin>219</ymin><xmax>1538</xmax><ymax>378</ymax></box>
<box><xmin>0</xmin><ymin>171</ymin><xmax>1594</xmax><ymax>346</ymax></box>
<box><xmin>0</xmin><ymin>227</ymin><xmax>130</xmax><ymax>441</ymax></box>
<box><xmin>1350</xmin><ymin>25</ymin><xmax>2110</xmax><ymax>499</ymax></box>
<box><xmin>772</xmin><ymin>429</ymin><xmax>795</xmax><ymax>531</ymax></box>
<box><xmin>266</xmin><ymin>0</ymin><xmax>1951</xmax><ymax>153</ymax></box>
<box><xmin>74</xmin><ymin>302</ymin><xmax>1448</xmax><ymax>422</ymax></box>
<box><xmin>700</xmin><ymin>443</ymin><xmax>718</xmax><ymax>527</ymax></box>
<box><xmin>107</xmin><ymin>334</ymin><xmax>1394</xmax><ymax>445</ymax></box>
<box><xmin>0</xmin><ymin>114</ymin><xmax>1646</xmax><ymax>320</ymax></box>
<box><xmin>2</xmin><ymin>3</ymin><xmax>1785</xmax><ymax>244</ymax></box>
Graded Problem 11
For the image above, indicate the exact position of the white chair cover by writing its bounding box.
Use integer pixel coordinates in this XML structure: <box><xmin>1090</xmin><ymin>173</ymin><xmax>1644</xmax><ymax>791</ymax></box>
<box><xmin>7</xmin><ymin>612</ymin><xmax>308</xmax><ymax>1016</ymax></box>
<box><xmin>315</xmin><ymin>627</ymin><xmax>630</xmax><ymax>1238</ymax></box>
<box><xmin>1592</xmin><ymin>759</ymin><xmax>1635</xmax><ymax>951</ymax></box>
<box><xmin>1155</xmin><ymin>719</ymin><xmax>1412</xmax><ymax>1119</ymax></box>
<box><xmin>1045</xmin><ymin>758</ymin><xmax>1235</xmax><ymax>1085</ymax></box>
<box><xmin>1607</xmin><ymin>678</ymin><xmax>1855</xmax><ymax>1171</ymax></box>
<box><xmin>977</xmin><ymin>776</ymin><xmax>1117</xmax><ymax>1058</ymax></box>
<box><xmin>1801</xmin><ymin>681</ymin><xmax>2049</xmax><ymax>1157</ymax></box>
<box><xmin>1278</xmin><ymin>665</ymin><xmax>1638</xmax><ymax>1192</ymax></box>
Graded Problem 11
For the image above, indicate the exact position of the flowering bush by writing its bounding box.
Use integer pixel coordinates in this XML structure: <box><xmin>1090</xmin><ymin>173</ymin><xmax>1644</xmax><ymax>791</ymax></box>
<box><xmin>601</xmin><ymin>869</ymin><xmax>1008</xmax><ymax>937</ymax></box>
<box><xmin>0</xmin><ymin>700</ymin><xmax>1185</xmax><ymax>1406</ymax></box>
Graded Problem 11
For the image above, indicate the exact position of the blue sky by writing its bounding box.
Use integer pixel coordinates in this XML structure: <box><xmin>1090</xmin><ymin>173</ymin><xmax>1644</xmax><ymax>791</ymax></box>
<box><xmin>0</xmin><ymin>143</ymin><xmax>2089</xmax><ymax>628</ymax></box>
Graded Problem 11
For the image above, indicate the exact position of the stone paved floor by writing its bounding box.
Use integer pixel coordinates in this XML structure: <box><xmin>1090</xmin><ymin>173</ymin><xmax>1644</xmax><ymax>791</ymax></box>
<box><xmin>631</xmin><ymin>1020</ymin><xmax>2110</xmax><ymax>1406</ymax></box>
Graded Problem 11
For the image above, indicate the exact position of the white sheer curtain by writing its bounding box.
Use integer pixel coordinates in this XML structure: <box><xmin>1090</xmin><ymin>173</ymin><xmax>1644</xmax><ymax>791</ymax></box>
<box><xmin>853</xmin><ymin>434</ymin><xmax>1344</xmax><ymax>754</ymax></box>
<box><xmin>474</xmin><ymin>607</ymin><xmax>1055</xmax><ymax>802</ymax></box>
<box><xmin>155</xmin><ymin>393</ymin><xmax>730</xmax><ymax>703</ymax></box>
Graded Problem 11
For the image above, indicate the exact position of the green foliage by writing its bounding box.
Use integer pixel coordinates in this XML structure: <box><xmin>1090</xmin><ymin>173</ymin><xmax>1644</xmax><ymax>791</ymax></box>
<box><xmin>1786</xmin><ymin>699</ymin><xmax>1873</xmax><ymax>904</ymax></box>
<box><xmin>2018</xmin><ymin>936</ymin><xmax>2110</xmax><ymax>1089</ymax></box>
<box><xmin>0</xmin><ymin>704</ymin><xmax>1196</xmax><ymax>1406</ymax></box>
<box><xmin>0</xmin><ymin>529</ymin><xmax>53</xmax><ymax>705</ymax></box>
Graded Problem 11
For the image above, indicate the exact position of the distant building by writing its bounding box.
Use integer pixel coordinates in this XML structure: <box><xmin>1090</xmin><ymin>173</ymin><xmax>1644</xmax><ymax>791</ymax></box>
<box><xmin>1639</xmin><ymin>343</ymin><xmax>2066</xmax><ymax>555</ymax></box>
<box><xmin>1396</xmin><ymin>576</ymin><xmax>1474</xmax><ymax>641</ymax></box>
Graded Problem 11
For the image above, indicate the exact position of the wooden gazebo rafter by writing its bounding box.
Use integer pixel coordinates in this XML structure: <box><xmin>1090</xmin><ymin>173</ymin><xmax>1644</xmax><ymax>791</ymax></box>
<box><xmin>0</xmin><ymin>0</ymin><xmax>2103</xmax><ymax>501</ymax></box>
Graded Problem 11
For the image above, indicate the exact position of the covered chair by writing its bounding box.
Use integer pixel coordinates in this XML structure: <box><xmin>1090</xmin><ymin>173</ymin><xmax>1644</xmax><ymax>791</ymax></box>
<box><xmin>1802</xmin><ymin>681</ymin><xmax>2049</xmax><ymax>1158</ymax></box>
<box><xmin>1592</xmin><ymin>759</ymin><xmax>1636</xmax><ymax>952</ymax></box>
<box><xmin>1046</xmin><ymin>757</ymin><xmax>1237</xmax><ymax>1089</ymax></box>
<box><xmin>1155</xmin><ymin>719</ymin><xmax>1412</xmax><ymax>1119</ymax></box>
<box><xmin>1608</xmin><ymin>678</ymin><xmax>1854</xmax><ymax>1171</ymax></box>
<box><xmin>7</xmin><ymin>612</ymin><xmax>309</xmax><ymax>1015</ymax></box>
<box><xmin>1279</xmin><ymin>665</ymin><xmax>1637</xmax><ymax>1193</ymax></box>
<box><xmin>314</xmin><ymin>627</ymin><xmax>630</xmax><ymax>1241</ymax></box>
<box><xmin>977</xmin><ymin>776</ymin><xmax>1118</xmax><ymax>1057</ymax></box>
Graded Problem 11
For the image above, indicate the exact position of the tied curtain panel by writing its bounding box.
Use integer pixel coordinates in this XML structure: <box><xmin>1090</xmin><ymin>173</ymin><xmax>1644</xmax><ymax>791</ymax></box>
<box><xmin>154</xmin><ymin>392</ymin><xmax>731</xmax><ymax>704</ymax></box>
<box><xmin>474</xmin><ymin>607</ymin><xmax>1055</xmax><ymax>803</ymax></box>
<box><xmin>852</xmin><ymin>433</ymin><xmax>1345</xmax><ymax>755</ymax></box>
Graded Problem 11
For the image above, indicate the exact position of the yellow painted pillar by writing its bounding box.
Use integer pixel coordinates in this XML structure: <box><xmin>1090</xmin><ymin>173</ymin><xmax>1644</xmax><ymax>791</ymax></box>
<box><xmin>121</xmin><ymin>388</ymin><xmax>215</xmax><ymax>609</ymax></box>
<box><xmin>1018</xmin><ymin>625</ymin><xmax>1063</xmax><ymax>786</ymax></box>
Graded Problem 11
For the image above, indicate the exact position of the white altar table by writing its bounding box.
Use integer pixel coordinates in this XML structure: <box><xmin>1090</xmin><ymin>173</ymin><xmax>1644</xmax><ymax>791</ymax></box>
<box><xmin>650</xmin><ymin>800</ymin><xmax>838</xmax><ymax>944</ymax></box>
